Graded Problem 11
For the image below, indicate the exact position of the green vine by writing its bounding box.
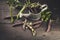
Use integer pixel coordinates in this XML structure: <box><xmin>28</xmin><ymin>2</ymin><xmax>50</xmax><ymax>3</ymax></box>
<box><xmin>17</xmin><ymin>4</ymin><xmax>27</xmax><ymax>19</ymax></box>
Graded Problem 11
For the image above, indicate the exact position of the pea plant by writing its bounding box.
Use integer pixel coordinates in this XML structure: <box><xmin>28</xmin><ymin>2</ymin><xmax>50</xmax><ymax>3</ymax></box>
<box><xmin>5</xmin><ymin>0</ymin><xmax>51</xmax><ymax>36</ymax></box>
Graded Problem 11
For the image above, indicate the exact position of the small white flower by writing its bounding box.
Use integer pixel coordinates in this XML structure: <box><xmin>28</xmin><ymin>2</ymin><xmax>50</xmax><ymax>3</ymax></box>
<box><xmin>19</xmin><ymin>13</ymin><xmax>23</xmax><ymax>18</ymax></box>
<box><xmin>29</xmin><ymin>22</ymin><xmax>32</xmax><ymax>25</ymax></box>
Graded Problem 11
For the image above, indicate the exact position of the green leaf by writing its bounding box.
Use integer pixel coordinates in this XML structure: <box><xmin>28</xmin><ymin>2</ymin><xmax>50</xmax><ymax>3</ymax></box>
<box><xmin>26</xmin><ymin>0</ymin><xmax>30</xmax><ymax>5</ymax></box>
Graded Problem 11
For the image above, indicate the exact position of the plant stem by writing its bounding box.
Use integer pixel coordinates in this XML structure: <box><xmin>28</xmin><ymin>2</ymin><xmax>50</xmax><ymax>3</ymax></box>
<box><xmin>17</xmin><ymin>4</ymin><xmax>27</xmax><ymax>19</ymax></box>
<box><xmin>26</xmin><ymin>23</ymin><xmax>36</xmax><ymax>36</ymax></box>
<box><xmin>10</xmin><ymin>5</ymin><xmax>13</xmax><ymax>23</ymax></box>
<box><xmin>23</xmin><ymin>19</ymin><xmax>27</xmax><ymax>30</ymax></box>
